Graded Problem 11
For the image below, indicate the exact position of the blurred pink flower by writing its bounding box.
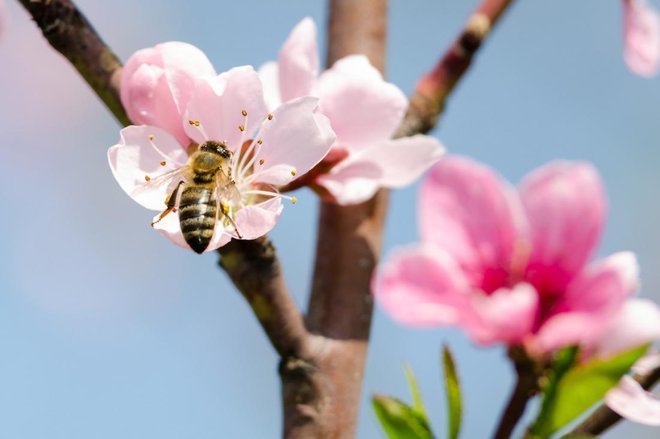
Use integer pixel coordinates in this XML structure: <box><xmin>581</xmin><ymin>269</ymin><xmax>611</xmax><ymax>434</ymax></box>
<box><xmin>374</xmin><ymin>156</ymin><xmax>660</xmax><ymax>356</ymax></box>
<box><xmin>121</xmin><ymin>41</ymin><xmax>216</xmax><ymax>146</ymax></box>
<box><xmin>623</xmin><ymin>0</ymin><xmax>660</xmax><ymax>77</ymax></box>
<box><xmin>110</xmin><ymin>65</ymin><xmax>335</xmax><ymax>252</ymax></box>
<box><xmin>605</xmin><ymin>352</ymin><xmax>660</xmax><ymax>425</ymax></box>
<box><xmin>259</xmin><ymin>18</ymin><xmax>445</xmax><ymax>204</ymax></box>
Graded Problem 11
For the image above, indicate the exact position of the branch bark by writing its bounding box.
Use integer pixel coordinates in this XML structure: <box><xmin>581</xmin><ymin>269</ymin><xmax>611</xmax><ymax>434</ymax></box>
<box><xmin>218</xmin><ymin>238</ymin><xmax>309</xmax><ymax>358</ymax></box>
<box><xmin>493</xmin><ymin>348</ymin><xmax>539</xmax><ymax>439</ymax></box>
<box><xmin>564</xmin><ymin>364</ymin><xmax>660</xmax><ymax>437</ymax></box>
<box><xmin>397</xmin><ymin>0</ymin><xmax>513</xmax><ymax>138</ymax></box>
<box><xmin>18</xmin><ymin>0</ymin><xmax>129</xmax><ymax>126</ymax></box>
<box><xmin>278</xmin><ymin>1</ymin><xmax>390</xmax><ymax>437</ymax></box>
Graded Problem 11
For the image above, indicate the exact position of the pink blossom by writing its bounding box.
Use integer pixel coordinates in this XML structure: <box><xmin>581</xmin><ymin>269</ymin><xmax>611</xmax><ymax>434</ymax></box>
<box><xmin>605</xmin><ymin>352</ymin><xmax>660</xmax><ymax>426</ymax></box>
<box><xmin>373</xmin><ymin>156</ymin><xmax>660</xmax><ymax>356</ymax></box>
<box><xmin>121</xmin><ymin>41</ymin><xmax>216</xmax><ymax>146</ymax></box>
<box><xmin>259</xmin><ymin>18</ymin><xmax>445</xmax><ymax>204</ymax></box>
<box><xmin>110</xmin><ymin>65</ymin><xmax>335</xmax><ymax>253</ymax></box>
<box><xmin>623</xmin><ymin>0</ymin><xmax>660</xmax><ymax>77</ymax></box>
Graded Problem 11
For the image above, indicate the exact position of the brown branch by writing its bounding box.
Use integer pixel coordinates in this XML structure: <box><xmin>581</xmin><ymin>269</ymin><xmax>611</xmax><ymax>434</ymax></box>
<box><xmin>218</xmin><ymin>238</ymin><xmax>309</xmax><ymax>358</ymax></box>
<box><xmin>396</xmin><ymin>0</ymin><xmax>514</xmax><ymax>138</ymax></box>
<box><xmin>18</xmin><ymin>0</ymin><xmax>129</xmax><ymax>126</ymax></box>
<box><xmin>564</xmin><ymin>364</ymin><xmax>660</xmax><ymax>437</ymax></box>
<box><xmin>493</xmin><ymin>348</ymin><xmax>539</xmax><ymax>439</ymax></box>
<box><xmin>274</xmin><ymin>1</ymin><xmax>390</xmax><ymax>438</ymax></box>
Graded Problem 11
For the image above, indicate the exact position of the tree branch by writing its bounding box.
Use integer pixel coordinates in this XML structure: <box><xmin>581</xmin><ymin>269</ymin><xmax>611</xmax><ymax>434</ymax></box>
<box><xmin>493</xmin><ymin>348</ymin><xmax>539</xmax><ymax>439</ymax></box>
<box><xmin>18</xmin><ymin>0</ymin><xmax>129</xmax><ymax>126</ymax></box>
<box><xmin>274</xmin><ymin>1</ymin><xmax>390</xmax><ymax>438</ymax></box>
<box><xmin>218</xmin><ymin>238</ymin><xmax>309</xmax><ymax>358</ymax></box>
<box><xmin>564</xmin><ymin>364</ymin><xmax>660</xmax><ymax>437</ymax></box>
<box><xmin>397</xmin><ymin>0</ymin><xmax>514</xmax><ymax>138</ymax></box>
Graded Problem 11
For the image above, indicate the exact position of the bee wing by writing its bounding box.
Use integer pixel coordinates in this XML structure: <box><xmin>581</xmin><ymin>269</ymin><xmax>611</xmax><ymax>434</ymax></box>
<box><xmin>130</xmin><ymin>166</ymin><xmax>191</xmax><ymax>209</ymax></box>
<box><xmin>214</xmin><ymin>169</ymin><xmax>242</xmax><ymax>206</ymax></box>
<box><xmin>213</xmin><ymin>169</ymin><xmax>243</xmax><ymax>239</ymax></box>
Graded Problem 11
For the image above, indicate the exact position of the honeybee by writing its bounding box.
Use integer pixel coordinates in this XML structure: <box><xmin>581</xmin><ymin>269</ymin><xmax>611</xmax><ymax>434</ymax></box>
<box><xmin>147</xmin><ymin>140</ymin><xmax>242</xmax><ymax>254</ymax></box>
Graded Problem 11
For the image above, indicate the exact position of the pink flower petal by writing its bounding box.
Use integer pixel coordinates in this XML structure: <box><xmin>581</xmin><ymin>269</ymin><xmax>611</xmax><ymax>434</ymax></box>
<box><xmin>258</xmin><ymin>61</ymin><xmax>282</xmax><ymax>111</ymax></box>
<box><xmin>419</xmin><ymin>156</ymin><xmax>526</xmax><ymax>292</ymax></box>
<box><xmin>108</xmin><ymin>126</ymin><xmax>187</xmax><ymax>211</ymax></box>
<box><xmin>605</xmin><ymin>376</ymin><xmax>660</xmax><ymax>426</ymax></box>
<box><xmin>121</xmin><ymin>42</ymin><xmax>216</xmax><ymax>145</ymax></box>
<box><xmin>632</xmin><ymin>352</ymin><xmax>660</xmax><ymax>375</ymax></box>
<box><xmin>592</xmin><ymin>299</ymin><xmax>660</xmax><ymax>358</ymax></box>
<box><xmin>554</xmin><ymin>252</ymin><xmax>639</xmax><ymax>315</ymax></box>
<box><xmin>233</xmin><ymin>197</ymin><xmax>284</xmax><ymax>241</ymax></box>
<box><xmin>623</xmin><ymin>0</ymin><xmax>660</xmax><ymax>77</ymax></box>
<box><xmin>373</xmin><ymin>244</ymin><xmax>473</xmax><ymax>327</ymax></box>
<box><xmin>252</xmin><ymin>97</ymin><xmax>335</xmax><ymax>186</ymax></box>
<box><xmin>184</xmin><ymin>66</ymin><xmax>268</xmax><ymax>149</ymax></box>
<box><xmin>530</xmin><ymin>312</ymin><xmax>608</xmax><ymax>355</ymax></box>
<box><xmin>152</xmin><ymin>211</ymin><xmax>191</xmax><ymax>251</ymax></box>
<box><xmin>317</xmin><ymin>159</ymin><xmax>384</xmax><ymax>205</ymax></box>
<box><xmin>520</xmin><ymin>161</ymin><xmax>606</xmax><ymax>294</ymax></box>
<box><xmin>316</xmin><ymin>135</ymin><xmax>445</xmax><ymax>205</ymax></box>
<box><xmin>315</xmin><ymin>55</ymin><xmax>407</xmax><ymax>150</ymax></box>
<box><xmin>152</xmin><ymin>208</ymin><xmax>233</xmax><ymax>253</ymax></box>
<box><xmin>468</xmin><ymin>283</ymin><xmax>538</xmax><ymax>345</ymax></box>
<box><xmin>278</xmin><ymin>17</ymin><xmax>319</xmax><ymax>102</ymax></box>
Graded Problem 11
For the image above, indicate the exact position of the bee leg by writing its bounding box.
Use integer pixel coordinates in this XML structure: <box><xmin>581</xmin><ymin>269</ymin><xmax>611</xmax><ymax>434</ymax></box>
<box><xmin>151</xmin><ymin>181</ymin><xmax>184</xmax><ymax>226</ymax></box>
<box><xmin>219</xmin><ymin>199</ymin><xmax>243</xmax><ymax>239</ymax></box>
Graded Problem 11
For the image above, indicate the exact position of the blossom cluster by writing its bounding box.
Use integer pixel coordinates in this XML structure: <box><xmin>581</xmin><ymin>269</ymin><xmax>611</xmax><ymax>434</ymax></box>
<box><xmin>110</xmin><ymin>19</ymin><xmax>444</xmax><ymax>253</ymax></box>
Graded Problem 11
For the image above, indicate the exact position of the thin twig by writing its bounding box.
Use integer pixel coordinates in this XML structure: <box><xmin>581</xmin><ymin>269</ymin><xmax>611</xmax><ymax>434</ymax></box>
<box><xmin>493</xmin><ymin>348</ymin><xmax>539</xmax><ymax>439</ymax></box>
<box><xmin>218</xmin><ymin>238</ymin><xmax>309</xmax><ymax>358</ymax></box>
<box><xmin>564</xmin><ymin>365</ymin><xmax>660</xmax><ymax>437</ymax></box>
<box><xmin>18</xmin><ymin>0</ymin><xmax>129</xmax><ymax>126</ymax></box>
<box><xmin>396</xmin><ymin>0</ymin><xmax>514</xmax><ymax>138</ymax></box>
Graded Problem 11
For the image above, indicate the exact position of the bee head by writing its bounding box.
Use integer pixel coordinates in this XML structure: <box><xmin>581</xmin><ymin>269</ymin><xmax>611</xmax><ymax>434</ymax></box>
<box><xmin>200</xmin><ymin>141</ymin><xmax>232</xmax><ymax>159</ymax></box>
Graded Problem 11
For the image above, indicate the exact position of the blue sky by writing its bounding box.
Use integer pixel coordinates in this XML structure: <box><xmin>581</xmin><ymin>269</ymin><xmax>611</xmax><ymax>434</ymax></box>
<box><xmin>0</xmin><ymin>0</ymin><xmax>658</xmax><ymax>437</ymax></box>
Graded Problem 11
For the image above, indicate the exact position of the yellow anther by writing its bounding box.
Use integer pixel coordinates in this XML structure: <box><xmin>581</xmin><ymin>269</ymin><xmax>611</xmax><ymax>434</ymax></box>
<box><xmin>149</xmin><ymin>133</ymin><xmax>154</xmax><ymax>141</ymax></box>
<box><xmin>257</xmin><ymin>139</ymin><xmax>263</xmax><ymax>145</ymax></box>
<box><xmin>291</xmin><ymin>197</ymin><xmax>297</xmax><ymax>204</ymax></box>
<box><xmin>239</xmin><ymin>125</ymin><xmax>245</xmax><ymax>132</ymax></box>
<box><xmin>259</xmin><ymin>159</ymin><xmax>265</xmax><ymax>165</ymax></box>
<box><xmin>220</xmin><ymin>200</ymin><xmax>230</xmax><ymax>215</ymax></box>
<box><xmin>188</xmin><ymin>119</ymin><xmax>200</xmax><ymax>126</ymax></box>
<box><xmin>160</xmin><ymin>161</ymin><xmax>166</xmax><ymax>166</ymax></box>
<box><xmin>291</xmin><ymin>168</ymin><xmax>297</xmax><ymax>176</ymax></box>
<box><xmin>267</xmin><ymin>114</ymin><xmax>273</xmax><ymax>120</ymax></box>
<box><xmin>144</xmin><ymin>175</ymin><xmax>151</xmax><ymax>182</ymax></box>
<box><xmin>241</xmin><ymin>110</ymin><xmax>248</xmax><ymax>116</ymax></box>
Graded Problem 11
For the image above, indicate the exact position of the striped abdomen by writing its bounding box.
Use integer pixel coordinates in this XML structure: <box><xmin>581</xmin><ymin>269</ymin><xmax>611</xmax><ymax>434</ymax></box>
<box><xmin>178</xmin><ymin>185</ymin><xmax>217</xmax><ymax>254</ymax></box>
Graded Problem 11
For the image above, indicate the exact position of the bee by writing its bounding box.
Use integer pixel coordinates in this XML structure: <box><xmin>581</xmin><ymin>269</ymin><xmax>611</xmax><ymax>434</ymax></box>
<box><xmin>147</xmin><ymin>140</ymin><xmax>242</xmax><ymax>254</ymax></box>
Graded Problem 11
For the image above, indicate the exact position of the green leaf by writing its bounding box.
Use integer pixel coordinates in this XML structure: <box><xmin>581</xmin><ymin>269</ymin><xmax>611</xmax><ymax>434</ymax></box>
<box><xmin>442</xmin><ymin>345</ymin><xmax>462</xmax><ymax>439</ymax></box>
<box><xmin>531</xmin><ymin>344</ymin><xmax>648</xmax><ymax>438</ymax></box>
<box><xmin>404</xmin><ymin>364</ymin><xmax>427</xmax><ymax>418</ymax></box>
<box><xmin>372</xmin><ymin>395</ymin><xmax>434</xmax><ymax>439</ymax></box>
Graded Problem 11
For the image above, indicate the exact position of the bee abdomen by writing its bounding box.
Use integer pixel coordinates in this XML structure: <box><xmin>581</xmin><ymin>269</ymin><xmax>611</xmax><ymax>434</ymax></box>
<box><xmin>178</xmin><ymin>186</ymin><xmax>217</xmax><ymax>254</ymax></box>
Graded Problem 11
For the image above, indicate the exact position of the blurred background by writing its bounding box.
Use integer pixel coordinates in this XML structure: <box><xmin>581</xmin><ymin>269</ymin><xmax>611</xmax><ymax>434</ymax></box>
<box><xmin>0</xmin><ymin>0</ymin><xmax>658</xmax><ymax>437</ymax></box>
